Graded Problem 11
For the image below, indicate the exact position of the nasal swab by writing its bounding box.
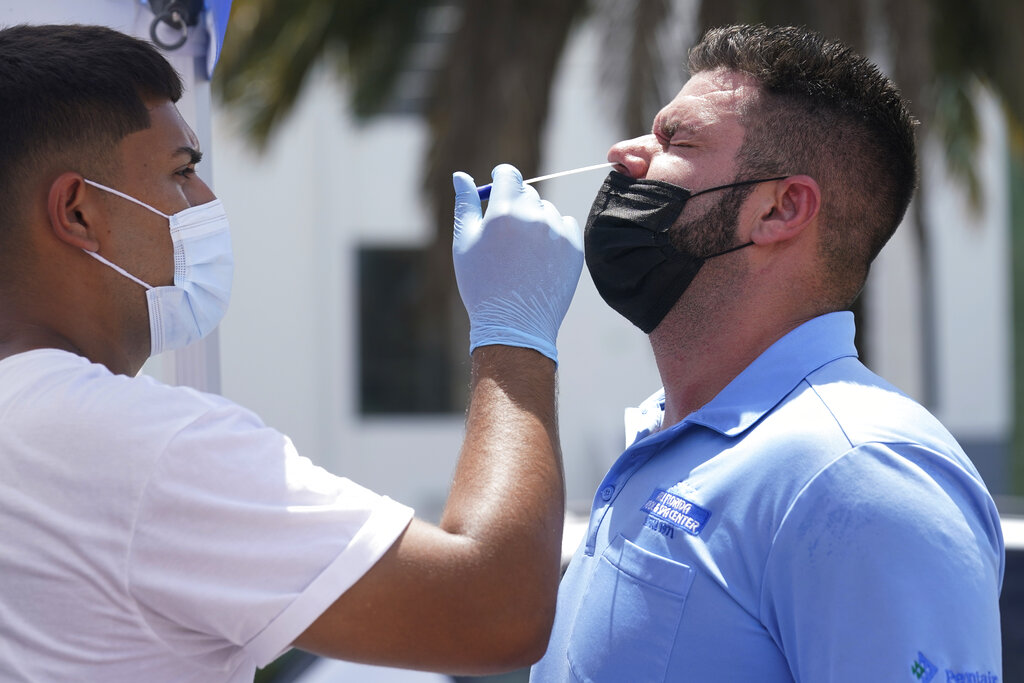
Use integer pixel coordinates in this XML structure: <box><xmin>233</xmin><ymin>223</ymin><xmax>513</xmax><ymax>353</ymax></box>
<box><xmin>476</xmin><ymin>162</ymin><xmax>615</xmax><ymax>200</ymax></box>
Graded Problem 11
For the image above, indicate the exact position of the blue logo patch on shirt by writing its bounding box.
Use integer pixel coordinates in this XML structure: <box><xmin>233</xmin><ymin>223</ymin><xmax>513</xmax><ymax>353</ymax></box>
<box><xmin>641</xmin><ymin>489</ymin><xmax>711</xmax><ymax>536</ymax></box>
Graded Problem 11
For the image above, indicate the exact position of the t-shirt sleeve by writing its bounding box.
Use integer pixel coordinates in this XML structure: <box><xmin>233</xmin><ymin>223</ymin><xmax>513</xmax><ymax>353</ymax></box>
<box><xmin>759</xmin><ymin>442</ymin><xmax>1003</xmax><ymax>682</ymax></box>
<box><xmin>126</xmin><ymin>401</ymin><xmax>414</xmax><ymax>668</ymax></box>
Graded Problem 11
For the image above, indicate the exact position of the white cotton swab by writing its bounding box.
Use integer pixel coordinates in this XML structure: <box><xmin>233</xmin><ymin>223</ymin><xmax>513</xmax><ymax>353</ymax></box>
<box><xmin>476</xmin><ymin>162</ymin><xmax>615</xmax><ymax>200</ymax></box>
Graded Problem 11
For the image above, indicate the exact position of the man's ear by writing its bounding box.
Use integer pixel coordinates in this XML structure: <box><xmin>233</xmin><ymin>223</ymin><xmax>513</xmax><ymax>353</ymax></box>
<box><xmin>47</xmin><ymin>172</ymin><xmax>100</xmax><ymax>252</ymax></box>
<box><xmin>750</xmin><ymin>175</ymin><xmax>820</xmax><ymax>245</ymax></box>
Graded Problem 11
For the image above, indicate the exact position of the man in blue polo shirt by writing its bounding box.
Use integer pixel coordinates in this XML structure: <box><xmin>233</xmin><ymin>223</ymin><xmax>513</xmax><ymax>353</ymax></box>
<box><xmin>531</xmin><ymin>24</ymin><xmax>1004</xmax><ymax>682</ymax></box>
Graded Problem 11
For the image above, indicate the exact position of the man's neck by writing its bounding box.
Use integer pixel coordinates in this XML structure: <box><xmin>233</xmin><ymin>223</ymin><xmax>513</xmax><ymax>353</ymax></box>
<box><xmin>0</xmin><ymin>318</ymin><xmax>81</xmax><ymax>363</ymax></box>
<box><xmin>0</xmin><ymin>306</ymin><xmax>143</xmax><ymax>377</ymax></box>
<box><xmin>651</xmin><ymin>310</ymin><xmax>812</xmax><ymax>427</ymax></box>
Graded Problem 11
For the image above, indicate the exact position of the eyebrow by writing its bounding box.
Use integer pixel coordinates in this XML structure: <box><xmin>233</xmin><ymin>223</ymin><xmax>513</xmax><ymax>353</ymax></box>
<box><xmin>175</xmin><ymin>146</ymin><xmax>203</xmax><ymax>165</ymax></box>
<box><xmin>654</xmin><ymin>118</ymin><xmax>699</xmax><ymax>141</ymax></box>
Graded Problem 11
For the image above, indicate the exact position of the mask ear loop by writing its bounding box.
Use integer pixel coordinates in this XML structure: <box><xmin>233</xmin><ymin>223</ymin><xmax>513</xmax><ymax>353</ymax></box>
<box><xmin>80</xmin><ymin>179</ymin><xmax>169</xmax><ymax>290</ymax></box>
<box><xmin>687</xmin><ymin>175</ymin><xmax>789</xmax><ymax>258</ymax></box>
<box><xmin>83</xmin><ymin>250</ymin><xmax>155</xmax><ymax>290</ymax></box>
<box><xmin>705</xmin><ymin>240</ymin><xmax>755</xmax><ymax>259</ymax></box>
<box><xmin>82</xmin><ymin>179</ymin><xmax>172</xmax><ymax>219</ymax></box>
<box><xmin>688</xmin><ymin>175</ymin><xmax>789</xmax><ymax>200</ymax></box>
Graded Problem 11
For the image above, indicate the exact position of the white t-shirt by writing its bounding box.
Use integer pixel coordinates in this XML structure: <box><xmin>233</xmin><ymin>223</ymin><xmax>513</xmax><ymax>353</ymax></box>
<box><xmin>0</xmin><ymin>349</ymin><xmax>414</xmax><ymax>682</ymax></box>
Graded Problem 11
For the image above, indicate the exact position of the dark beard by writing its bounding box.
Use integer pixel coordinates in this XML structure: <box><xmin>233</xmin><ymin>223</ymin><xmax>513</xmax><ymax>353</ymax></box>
<box><xmin>669</xmin><ymin>183</ymin><xmax>753</xmax><ymax>257</ymax></box>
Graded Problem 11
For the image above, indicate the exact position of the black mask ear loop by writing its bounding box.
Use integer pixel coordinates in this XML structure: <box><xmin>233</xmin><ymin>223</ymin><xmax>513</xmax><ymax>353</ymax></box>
<box><xmin>706</xmin><ymin>240</ymin><xmax>757</xmax><ymax>259</ymax></box>
<box><xmin>687</xmin><ymin>175</ymin><xmax>789</xmax><ymax>200</ymax></box>
<box><xmin>685</xmin><ymin>175</ymin><xmax>789</xmax><ymax>258</ymax></box>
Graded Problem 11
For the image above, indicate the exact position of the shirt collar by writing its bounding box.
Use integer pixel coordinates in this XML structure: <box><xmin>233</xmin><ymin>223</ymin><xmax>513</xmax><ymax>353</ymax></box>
<box><xmin>624</xmin><ymin>311</ymin><xmax>858</xmax><ymax>445</ymax></box>
<box><xmin>623</xmin><ymin>388</ymin><xmax>667</xmax><ymax>447</ymax></box>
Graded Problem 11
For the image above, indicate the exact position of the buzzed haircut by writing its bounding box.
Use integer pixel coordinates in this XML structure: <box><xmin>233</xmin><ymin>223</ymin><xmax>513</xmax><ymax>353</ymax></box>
<box><xmin>688</xmin><ymin>24</ymin><xmax>918</xmax><ymax>307</ymax></box>
<box><xmin>0</xmin><ymin>24</ymin><xmax>182</xmax><ymax>252</ymax></box>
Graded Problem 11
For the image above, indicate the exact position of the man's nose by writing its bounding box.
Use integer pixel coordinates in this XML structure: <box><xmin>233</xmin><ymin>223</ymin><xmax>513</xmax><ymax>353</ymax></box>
<box><xmin>607</xmin><ymin>134</ymin><xmax>656</xmax><ymax>179</ymax></box>
<box><xmin>187</xmin><ymin>174</ymin><xmax>217</xmax><ymax>207</ymax></box>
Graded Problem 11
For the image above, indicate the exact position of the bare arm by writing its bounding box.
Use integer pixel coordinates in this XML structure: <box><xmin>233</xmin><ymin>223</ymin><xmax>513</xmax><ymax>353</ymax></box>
<box><xmin>293</xmin><ymin>344</ymin><xmax>564</xmax><ymax>673</ymax></box>
<box><xmin>295</xmin><ymin>165</ymin><xmax>580</xmax><ymax>673</ymax></box>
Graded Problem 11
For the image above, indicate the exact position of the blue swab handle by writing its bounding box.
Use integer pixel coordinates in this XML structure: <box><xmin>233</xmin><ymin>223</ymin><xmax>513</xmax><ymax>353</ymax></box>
<box><xmin>476</xmin><ymin>184</ymin><xmax>493</xmax><ymax>200</ymax></box>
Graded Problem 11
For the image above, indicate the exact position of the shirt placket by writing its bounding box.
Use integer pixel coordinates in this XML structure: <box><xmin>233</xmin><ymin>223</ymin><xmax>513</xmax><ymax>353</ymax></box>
<box><xmin>584</xmin><ymin>439</ymin><xmax>665</xmax><ymax>556</ymax></box>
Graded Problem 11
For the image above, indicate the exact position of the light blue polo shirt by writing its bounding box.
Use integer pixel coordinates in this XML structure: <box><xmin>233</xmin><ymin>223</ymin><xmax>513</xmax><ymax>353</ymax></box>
<box><xmin>532</xmin><ymin>312</ymin><xmax>1004</xmax><ymax>683</ymax></box>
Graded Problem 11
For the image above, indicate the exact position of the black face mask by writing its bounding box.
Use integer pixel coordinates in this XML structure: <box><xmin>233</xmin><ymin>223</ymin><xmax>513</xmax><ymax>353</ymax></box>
<box><xmin>584</xmin><ymin>170</ymin><xmax>786</xmax><ymax>333</ymax></box>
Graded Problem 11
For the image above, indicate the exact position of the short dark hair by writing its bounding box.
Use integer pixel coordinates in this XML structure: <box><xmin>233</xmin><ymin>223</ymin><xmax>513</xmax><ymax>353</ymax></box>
<box><xmin>0</xmin><ymin>24</ymin><xmax>182</xmax><ymax>253</ymax></box>
<box><xmin>688</xmin><ymin>24</ymin><xmax>918</xmax><ymax>306</ymax></box>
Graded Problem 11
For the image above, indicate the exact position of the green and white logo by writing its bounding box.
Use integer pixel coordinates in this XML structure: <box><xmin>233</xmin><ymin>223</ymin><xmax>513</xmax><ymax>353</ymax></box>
<box><xmin>911</xmin><ymin>652</ymin><xmax>938</xmax><ymax>682</ymax></box>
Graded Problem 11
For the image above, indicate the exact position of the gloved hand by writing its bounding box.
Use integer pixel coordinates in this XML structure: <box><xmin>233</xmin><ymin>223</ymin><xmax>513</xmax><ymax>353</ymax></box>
<box><xmin>452</xmin><ymin>164</ymin><xmax>583</xmax><ymax>363</ymax></box>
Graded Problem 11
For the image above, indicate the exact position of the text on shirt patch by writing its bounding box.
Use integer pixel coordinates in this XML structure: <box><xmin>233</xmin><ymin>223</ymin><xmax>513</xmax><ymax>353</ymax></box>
<box><xmin>641</xmin><ymin>489</ymin><xmax>711</xmax><ymax>537</ymax></box>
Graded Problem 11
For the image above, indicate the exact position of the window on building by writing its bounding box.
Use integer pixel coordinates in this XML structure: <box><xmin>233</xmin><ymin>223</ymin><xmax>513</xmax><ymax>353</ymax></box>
<box><xmin>357</xmin><ymin>246</ymin><xmax>466</xmax><ymax>414</ymax></box>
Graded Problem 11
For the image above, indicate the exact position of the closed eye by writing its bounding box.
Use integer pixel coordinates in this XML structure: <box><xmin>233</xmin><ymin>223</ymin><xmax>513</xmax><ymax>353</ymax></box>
<box><xmin>173</xmin><ymin>146</ymin><xmax>203</xmax><ymax>179</ymax></box>
<box><xmin>655</xmin><ymin>121</ymin><xmax>700</xmax><ymax>149</ymax></box>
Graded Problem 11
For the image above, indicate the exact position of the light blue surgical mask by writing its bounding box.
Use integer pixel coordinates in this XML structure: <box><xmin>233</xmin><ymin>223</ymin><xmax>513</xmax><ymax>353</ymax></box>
<box><xmin>82</xmin><ymin>179</ymin><xmax>234</xmax><ymax>357</ymax></box>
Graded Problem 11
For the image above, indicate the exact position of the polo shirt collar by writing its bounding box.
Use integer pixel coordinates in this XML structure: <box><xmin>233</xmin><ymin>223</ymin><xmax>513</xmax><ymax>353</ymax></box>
<box><xmin>625</xmin><ymin>311</ymin><xmax>858</xmax><ymax>445</ymax></box>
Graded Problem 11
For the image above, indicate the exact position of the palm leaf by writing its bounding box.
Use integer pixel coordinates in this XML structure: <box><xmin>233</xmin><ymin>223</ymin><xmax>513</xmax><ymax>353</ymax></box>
<box><xmin>215</xmin><ymin>0</ymin><xmax>437</xmax><ymax>148</ymax></box>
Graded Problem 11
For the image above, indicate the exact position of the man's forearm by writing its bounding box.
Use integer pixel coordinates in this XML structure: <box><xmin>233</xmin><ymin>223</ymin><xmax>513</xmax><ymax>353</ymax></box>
<box><xmin>293</xmin><ymin>166</ymin><xmax>579</xmax><ymax>672</ymax></box>
<box><xmin>440</xmin><ymin>344</ymin><xmax>565</xmax><ymax>640</ymax></box>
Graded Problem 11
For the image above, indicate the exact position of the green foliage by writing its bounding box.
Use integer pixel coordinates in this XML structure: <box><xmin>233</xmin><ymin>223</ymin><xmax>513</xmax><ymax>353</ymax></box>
<box><xmin>215</xmin><ymin>0</ymin><xmax>439</xmax><ymax>149</ymax></box>
<box><xmin>934</xmin><ymin>77</ymin><xmax>983</xmax><ymax>209</ymax></box>
<box><xmin>928</xmin><ymin>0</ymin><xmax>1024</xmax><ymax>210</ymax></box>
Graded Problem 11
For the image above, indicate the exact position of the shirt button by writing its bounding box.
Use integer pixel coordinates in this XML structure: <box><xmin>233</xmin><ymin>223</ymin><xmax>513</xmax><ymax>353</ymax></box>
<box><xmin>600</xmin><ymin>485</ymin><xmax>615</xmax><ymax>501</ymax></box>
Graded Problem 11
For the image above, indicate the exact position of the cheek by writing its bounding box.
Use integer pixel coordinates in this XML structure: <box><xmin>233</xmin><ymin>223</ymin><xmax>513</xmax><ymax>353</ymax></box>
<box><xmin>672</xmin><ymin>196</ymin><xmax>740</xmax><ymax>254</ymax></box>
<box><xmin>122</xmin><ymin>214</ymin><xmax>174</xmax><ymax>287</ymax></box>
<box><xmin>647</xmin><ymin>156</ymin><xmax>700</xmax><ymax>188</ymax></box>
<box><xmin>151</xmin><ymin>228</ymin><xmax>175</xmax><ymax>285</ymax></box>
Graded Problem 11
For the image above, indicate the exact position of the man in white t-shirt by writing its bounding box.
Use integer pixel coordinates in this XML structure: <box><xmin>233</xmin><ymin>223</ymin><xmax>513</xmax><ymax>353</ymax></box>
<box><xmin>0</xmin><ymin>24</ymin><xmax>583</xmax><ymax>681</ymax></box>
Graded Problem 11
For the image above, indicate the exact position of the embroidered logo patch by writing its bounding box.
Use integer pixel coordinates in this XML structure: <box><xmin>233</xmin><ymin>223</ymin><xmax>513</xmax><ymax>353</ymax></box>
<box><xmin>641</xmin><ymin>489</ymin><xmax>711</xmax><ymax>536</ymax></box>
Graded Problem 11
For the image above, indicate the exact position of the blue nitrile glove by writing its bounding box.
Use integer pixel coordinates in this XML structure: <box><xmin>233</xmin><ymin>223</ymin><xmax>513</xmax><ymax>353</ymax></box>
<box><xmin>452</xmin><ymin>164</ymin><xmax>583</xmax><ymax>363</ymax></box>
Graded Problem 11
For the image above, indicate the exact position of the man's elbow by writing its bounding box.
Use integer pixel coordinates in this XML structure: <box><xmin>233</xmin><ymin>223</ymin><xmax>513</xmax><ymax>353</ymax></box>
<box><xmin>460</xmin><ymin>613</ymin><xmax>553</xmax><ymax>675</ymax></box>
<box><xmin>473</xmin><ymin>590</ymin><xmax>557</xmax><ymax>672</ymax></box>
<box><xmin>510</xmin><ymin>603</ymin><xmax>557</xmax><ymax>666</ymax></box>
<box><xmin>434</xmin><ymin>534</ymin><xmax>563</xmax><ymax>673</ymax></box>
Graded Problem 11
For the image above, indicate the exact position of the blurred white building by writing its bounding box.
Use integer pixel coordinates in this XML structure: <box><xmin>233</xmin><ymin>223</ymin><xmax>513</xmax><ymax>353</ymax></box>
<box><xmin>207</xmin><ymin>10</ymin><xmax>1014</xmax><ymax>514</ymax></box>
